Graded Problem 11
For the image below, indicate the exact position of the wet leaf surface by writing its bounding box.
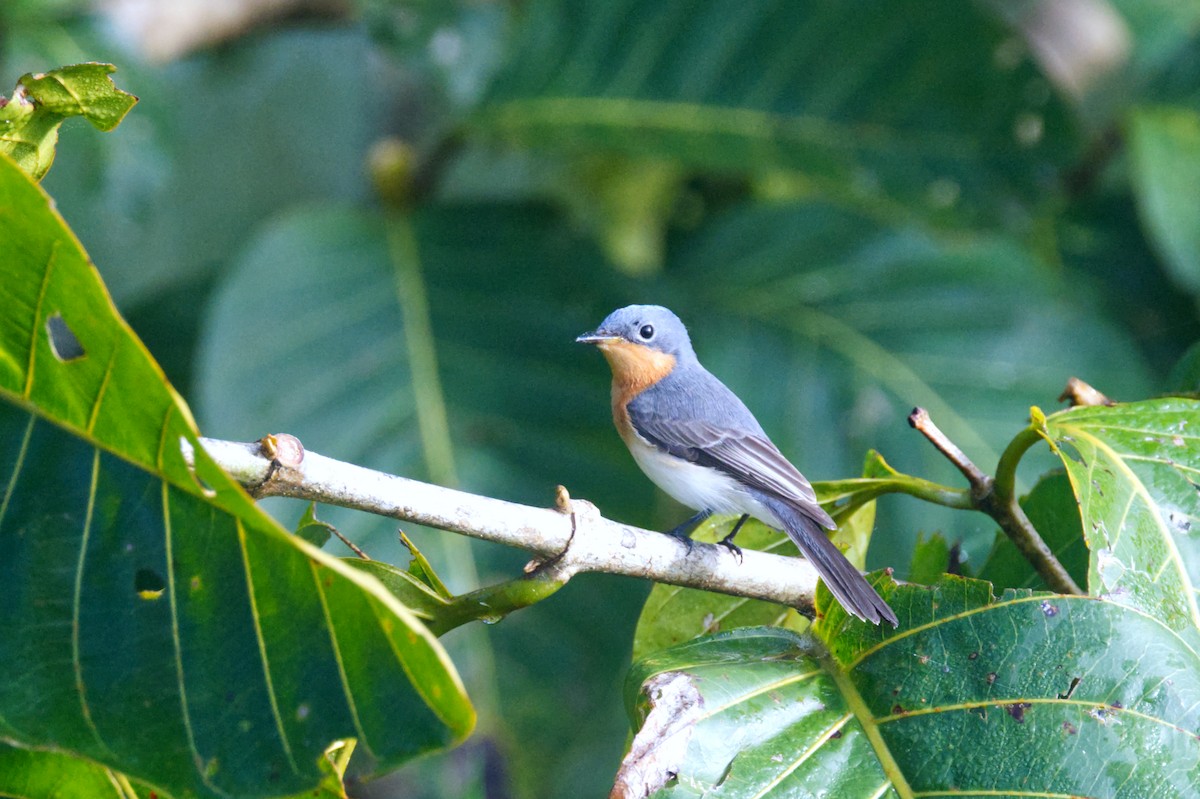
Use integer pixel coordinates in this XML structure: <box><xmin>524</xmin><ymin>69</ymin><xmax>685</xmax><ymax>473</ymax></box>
<box><xmin>621</xmin><ymin>578</ymin><xmax>1200</xmax><ymax>798</ymax></box>
<box><xmin>1041</xmin><ymin>399</ymin><xmax>1200</xmax><ymax>632</ymax></box>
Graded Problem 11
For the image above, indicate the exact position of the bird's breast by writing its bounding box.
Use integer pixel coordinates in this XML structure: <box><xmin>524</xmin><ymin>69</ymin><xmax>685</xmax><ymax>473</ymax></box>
<box><xmin>600</xmin><ymin>340</ymin><xmax>676</xmax><ymax>417</ymax></box>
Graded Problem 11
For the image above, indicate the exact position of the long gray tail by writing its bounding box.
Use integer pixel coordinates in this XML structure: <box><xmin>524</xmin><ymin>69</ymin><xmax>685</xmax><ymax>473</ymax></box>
<box><xmin>763</xmin><ymin>496</ymin><xmax>897</xmax><ymax>627</ymax></box>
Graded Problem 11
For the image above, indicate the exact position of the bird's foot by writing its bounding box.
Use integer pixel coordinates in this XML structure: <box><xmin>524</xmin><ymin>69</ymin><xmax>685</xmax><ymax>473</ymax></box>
<box><xmin>717</xmin><ymin>514</ymin><xmax>750</xmax><ymax>563</ymax></box>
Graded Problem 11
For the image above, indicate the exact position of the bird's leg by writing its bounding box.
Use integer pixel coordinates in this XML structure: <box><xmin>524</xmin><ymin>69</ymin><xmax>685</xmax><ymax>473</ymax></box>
<box><xmin>666</xmin><ymin>508</ymin><xmax>712</xmax><ymax>542</ymax></box>
<box><xmin>717</xmin><ymin>514</ymin><xmax>750</xmax><ymax>562</ymax></box>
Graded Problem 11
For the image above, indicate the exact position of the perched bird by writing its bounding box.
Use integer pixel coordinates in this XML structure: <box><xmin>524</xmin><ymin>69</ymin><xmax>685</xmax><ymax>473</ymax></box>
<box><xmin>577</xmin><ymin>304</ymin><xmax>897</xmax><ymax>626</ymax></box>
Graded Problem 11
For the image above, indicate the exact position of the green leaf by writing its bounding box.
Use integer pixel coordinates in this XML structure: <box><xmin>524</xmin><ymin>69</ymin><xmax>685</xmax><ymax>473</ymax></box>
<box><xmin>907</xmin><ymin>531</ymin><xmax>951</xmax><ymax>586</ymax></box>
<box><xmin>400</xmin><ymin>530</ymin><xmax>453</xmax><ymax>599</ymax></box>
<box><xmin>621</xmin><ymin>628</ymin><xmax>894</xmax><ymax>798</ymax></box>
<box><xmin>1041</xmin><ymin>398</ymin><xmax>1200</xmax><ymax>633</ymax></box>
<box><xmin>0</xmin><ymin>63</ymin><xmax>136</xmax><ymax>180</ymax></box>
<box><xmin>477</xmin><ymin>0</ymin><xmax>1078</xmax><ymax>229</ymax></box>
<box><xmin>0</xmin><ymin>743</ymin><xmax>160</xmax><ymax>799</ymax></box>
<box><xmin>622</xmin><ymin>579</ymin><xmax>1200</xmax><ymax>797</ymax></box>
<box><xmin>1128</xmin><ymin>106</ymin><xmax>1200</xmax><ymax>298</ymax></box>
<box><xmin>296</xmin><ymin>502</ymin><xmax>334</xmax><ymax>548</ymax></box>
<box><xmin>344</xmin><ymin>559</ymin><xmax>453</xmax><ymax>628</ymax></box>
<box><xmin>0</xmin><ymin>151</ymin><xmax>473</xmax><ymax>797</ymax></box>
<box><xmin>976</xmin><ymin>470</ymin><xmax>1090</xmax><ymax>592</ymax></box>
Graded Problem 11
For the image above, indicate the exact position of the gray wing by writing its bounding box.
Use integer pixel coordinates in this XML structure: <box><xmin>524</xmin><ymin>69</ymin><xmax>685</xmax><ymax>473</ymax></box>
<box><xmin>628</xmin><ymin>392</ymin><xmax>836</xmax><ymax>530</ymax></box>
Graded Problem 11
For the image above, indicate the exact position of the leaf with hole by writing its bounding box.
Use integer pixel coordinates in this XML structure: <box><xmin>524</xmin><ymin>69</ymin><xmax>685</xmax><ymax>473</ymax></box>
<box><xmin>0</xmin><ymin>151</ymin><xmax>473</xmax><ymax>797</ymax></box>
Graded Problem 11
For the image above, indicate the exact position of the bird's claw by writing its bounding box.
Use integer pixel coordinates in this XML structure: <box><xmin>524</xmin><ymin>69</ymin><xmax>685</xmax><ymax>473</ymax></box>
<box><xmin>718</xmin><ymin>536</ymin><xmax>743</xmax><ymax>563</ymax></box>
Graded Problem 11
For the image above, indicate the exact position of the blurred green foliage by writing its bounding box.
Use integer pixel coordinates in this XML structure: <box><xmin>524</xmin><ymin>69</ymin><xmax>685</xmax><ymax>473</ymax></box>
<box><xmin>5</xmin><ymin>0</ymin><xmax>1200</xmax><ymax>796</ymax></box>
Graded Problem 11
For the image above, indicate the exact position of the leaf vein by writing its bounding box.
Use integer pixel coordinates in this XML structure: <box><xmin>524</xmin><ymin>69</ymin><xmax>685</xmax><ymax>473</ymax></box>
<box><xmin>236</xmin><ymin>520</ymin><xmax>300</xmax><ymax>776</ymax></box>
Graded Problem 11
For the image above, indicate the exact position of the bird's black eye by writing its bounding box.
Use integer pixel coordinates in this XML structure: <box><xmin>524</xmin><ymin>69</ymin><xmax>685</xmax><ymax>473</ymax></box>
<box><xmin>638</xmin><ymin>324</ymin><xmax>655</xmax><ymax>340</ymax></box>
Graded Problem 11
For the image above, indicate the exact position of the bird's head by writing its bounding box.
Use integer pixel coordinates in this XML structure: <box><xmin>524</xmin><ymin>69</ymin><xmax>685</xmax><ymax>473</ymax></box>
<box><xmin>576</xmin><ymin>305</ymin><xmax>695</xmax><ymax>389</ymax></box>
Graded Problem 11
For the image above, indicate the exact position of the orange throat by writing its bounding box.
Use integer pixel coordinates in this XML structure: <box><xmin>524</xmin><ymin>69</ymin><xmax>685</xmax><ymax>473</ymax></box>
<box><xmin>598</xmin><ymin>339</ymin><xmax>675</xmax><ymax>436</ymax></box>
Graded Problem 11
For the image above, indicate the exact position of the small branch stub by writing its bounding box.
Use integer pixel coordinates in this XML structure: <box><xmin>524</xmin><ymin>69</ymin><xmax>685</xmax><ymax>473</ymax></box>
<box><xmin>1059</xmin><ymin>376</ymin><xmax>1114</xmax><ymax>407</ymax></box>
<box><xmin>908</xmin><ymin>407</ymin><xmax>992</xmax><ymax>498</ymax></box>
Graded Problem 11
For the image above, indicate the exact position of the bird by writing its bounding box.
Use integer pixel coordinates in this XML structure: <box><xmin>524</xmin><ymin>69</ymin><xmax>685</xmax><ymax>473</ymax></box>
<box><xmin>577</xmin><ymin>304</ymin><xmax>897</xmax><ymax>626</ymax></box>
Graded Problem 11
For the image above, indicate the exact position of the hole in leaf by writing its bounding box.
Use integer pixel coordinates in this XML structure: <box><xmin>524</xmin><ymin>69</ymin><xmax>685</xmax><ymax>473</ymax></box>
<box><xmin>46</xmin><ymin>313</ymin><xmax>85</xmax><ymax>362</ymax></box>
<box><xmin>135</xmin><ymin>568</ymin><xmax>166</xmax><ymax>600</ymax></box>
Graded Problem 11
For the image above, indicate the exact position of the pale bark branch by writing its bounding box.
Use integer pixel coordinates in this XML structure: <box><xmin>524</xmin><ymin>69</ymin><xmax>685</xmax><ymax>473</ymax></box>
<box><xmin>192</xmin><ymin>436</ymin><xmax>821</xmax><ymax>613</ymax></box>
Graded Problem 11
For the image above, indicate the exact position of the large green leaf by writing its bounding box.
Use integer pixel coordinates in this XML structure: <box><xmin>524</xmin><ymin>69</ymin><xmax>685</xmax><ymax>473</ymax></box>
<box><xmin>0</xmin><ymin>152</ymin><xmax>473</xmax><ymax>796</ymax></box>
<box><xmin>622</xmin><ymin>580</ymin><xmax>1200</xmax><ymax>797</ymax></box>
<box><xmin>1128</xmin><ymin>106</ymin><xmax>1200</xmax><ymax>299</ymax></box>
<box><xmin>476</xmin><ymin>0</ymin><xmax>1078</xmax><ymax>229</ymax></box>
<box><xmin>1040</xmin><ymin>399</ymin><xmax>1200</xmax><ymax>632</ymax></box>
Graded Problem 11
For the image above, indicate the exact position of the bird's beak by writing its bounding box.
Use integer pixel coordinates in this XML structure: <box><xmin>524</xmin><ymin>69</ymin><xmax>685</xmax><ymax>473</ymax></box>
<box><xmin>575</xmin><ymin>330</ymin><xmax>618</xmax><ymax>345</ymax></box>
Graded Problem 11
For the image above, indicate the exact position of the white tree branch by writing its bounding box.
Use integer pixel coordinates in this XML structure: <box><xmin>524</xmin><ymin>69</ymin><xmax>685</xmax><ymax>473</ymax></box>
<box><xmin>195</xmin><ymin>436</ymin><xmax>820</xmax><ymax>613</ymax></box>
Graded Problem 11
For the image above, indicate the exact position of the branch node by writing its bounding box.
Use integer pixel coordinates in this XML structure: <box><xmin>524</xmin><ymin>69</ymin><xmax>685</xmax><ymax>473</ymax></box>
<box><xmin>251</xmin><ymin>433</ymin><xmax>305</xmax><ymax>497</ymax></box>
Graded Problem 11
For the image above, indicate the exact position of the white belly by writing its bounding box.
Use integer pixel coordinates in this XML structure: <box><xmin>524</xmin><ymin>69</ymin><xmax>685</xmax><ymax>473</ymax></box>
<box><xmin>626</xmin><ymin>435</ymin><xmax>783</xmax><ymax>528</ymax></box>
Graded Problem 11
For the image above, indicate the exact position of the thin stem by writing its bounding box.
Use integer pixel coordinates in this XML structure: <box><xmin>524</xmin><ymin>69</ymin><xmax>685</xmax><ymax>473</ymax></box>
<box><xmin>329</xmin><ymin>524</ymin><xmax>370</xmax><ymax>560</ymax></box>
<box><xmin>816</xmin><ymin>475</ymin><xmax>974</xmax><ymax>512</ymax></box>
<box><xmin>387</xmin><ymin>214</ymin><xmax>458</xmax><ymax>487</ymax></box>
<box><xmin>993</xmin><ymin>423</ymin><xmax>1044</xmax><ymax>503</ymax></box>
<box><xmin>907</xmin><ymin>407</ymin><xmax>991</xmax><ymax>494</ymax></box>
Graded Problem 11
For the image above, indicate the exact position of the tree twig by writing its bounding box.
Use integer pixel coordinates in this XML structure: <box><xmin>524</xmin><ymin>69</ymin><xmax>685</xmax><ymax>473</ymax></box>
<box><xmin>907</xmin><ymin>407</ymin><xmax>992</xmax><ymax>497</ymax></box>
<box><xmin>190</xmin><ymin>436</ymin><xmax>823</xmax><ymax>614</ymax></box>
<box><xmin>908</xmin><ymin>408</ymin><xmax>1083</xmax><ymax>595</ymax></box>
